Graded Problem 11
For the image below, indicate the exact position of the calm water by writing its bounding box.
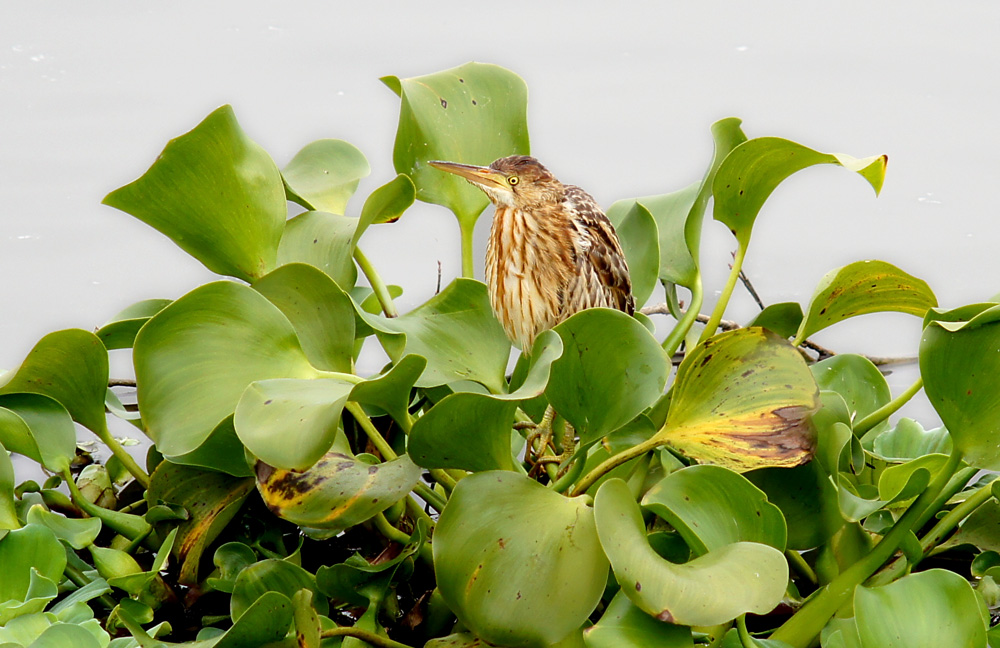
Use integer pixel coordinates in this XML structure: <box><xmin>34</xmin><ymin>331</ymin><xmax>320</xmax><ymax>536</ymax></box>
<box><xmin>2</xmin><ymin>3</ymin><xmax>999</xmax><ymax>472</ymax></box>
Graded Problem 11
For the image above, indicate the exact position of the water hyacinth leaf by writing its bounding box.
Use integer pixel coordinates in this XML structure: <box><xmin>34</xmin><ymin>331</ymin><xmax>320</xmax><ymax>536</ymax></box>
<box><xmin>292</xmin><ymin>589</ymin><xmax>322</xmax><ymax>648</ymax></box>
<box><xmin>547</xmin><ymin>309</ymin><xmax>669</xmax><ymax>443</ymax></box>
<box><xmin>584</xmin><ymin>590</ymin><xmax>694</xmax><ymax>648</ymax></box>
<box><xmin>795</xmin><ymin>261</ymin><xmax>937</xmax><ymax>345</ymax></box>
<box><xmin>0</xmin><ymin>524</ymin><xmax>65</xmax><ymax>605</ymax></box>
<box><xmin>25</xmin><ymin>506</ymin><xmax>101</xmax><ymax>550</ymax></box>
<box><xmin>747</xmin><ymin>302</ymin><xmax>804</xmax><ymax>339</ymax></box>
<box><xmin>655</xmin><ymin>327</ymin><xmax>819</xmax><ymax>471</ymax></box>
<box><xmin>855</xmin><ymin>569</ymin><xmax>987</xmax><ymax>648</ymax></box>
<box><xmin>810</xmin><ymin>355</ymin><xmax>890</xmax><ymax>434</ymax></box>
<box><xmin>434</xmin><ymin>472</ymin><xmax>608</xmax><ymax>648</ymax></box>
<box><xmin>0</xmin><ymin>442</ymin><xmax>16</xmax><ymax>530</ymax></box>
<box><xmin>167</xmin><ymin>416</ymin><xmax>253</xmax><ymax>478</ymax></box>
<box><xmin>713</xmin><ymin>138</ymin><xmax>887</xmax><ymax>249</ymax></box>
<box><xmin>103</xmin><ymin>105</ymin><xmax>286</xmax><ymax>282</ymax></box>
<box><xmin>134</xmin><ymin>281</ymin><xmax>319</xmax><ymax>459</ymax></box>
<box><xmin>0</xmin><ymin>329</ymin><xmax>109</xmax><ymax>436</ymax></box>
<box><xmin>872</xmin><ymin>418</ymin><xmax>952</xmax><ymax>462</ymax></box>
<box><xmin>235</xmin><ymin>378</ymin><xmax>355</xmax><ymax>471</ymax></box>
<box><xmin>255</xmin><ymin>452</ymin><xmax>421</xmax><ymax>531</ymax></box>
<box><xmin>938</xmin><ymin>499</ymin><xmax>1000</xmax><ymax>553</ymax></box>
<box><xmin>359</xmin><ymin>278</ymin><xmax>510</xmax><ymax>393</ymax></box>
<box><xmin>253</xmin><ymin>263</ymin><xmax>356</xmax><ymax>373</ymax></box>
<box><xmin>277</xmin><ymin>211</ymin><xmax>359</xmax><ymax>289</ymax></box>
<box><xmin>96</xmin><ymin>299</ymin><xmax>171</xmax><ymax>350</ymax></box>
<box><xmin>282</xmin><ymin>139</ymin><xmax>370</xmax><ymax>214</ymax></box>
<box><xmin>605</xmin><ymin>200</ymin><xmax>659</xmax><ymax>306</ymax></box>
<box><xmin>355</xmin><ymin>173</ymin><xmax>417</xmax><ymax>244</ymax></box>
<box><xmin>594</xmin><ymin>478</ymin><xmax>787</xmax><ymax>626</ymax></box>
<box><xmin>642</xmin><ymin>465</ymin><xmax>787</xmax><ymax>554</ymax></box>
<box><xmin>20</xmin><ymin>623</ymin><xmax>102</xmax><ymax>648</ymax></box>
<box><xmin>746</xmin><ymin>462</ymin><xmax>843</xmax><ymax>550</ymax></box>
<box><xmin>617</xmin><ymin>185</ymin><xmax>699</xmax><ymax>288</ymax></box>
<box><xmin>230</xmin><ymin>559</ymin><xmax>325</xmax><ymax>622</ymax></box>
<box><xmin>384</xmin><ymin>62</ymin><xmax>529</xmax><ymax>225</ymax></box>
<box><xmin>145</xmin><ymin>461</ymin><xmax>255</xmax><ymax>585</ymax></box>
<box><xmin>207</xmin><ymin>542</ymin><xmax>257</xmax><ymax>594</ymax></box>
<box><xmin>349</xmin><ymin>354</ymin><xmax>426</xmax><ymax>426</ymax></box>
<box><xmin>921</xmin><ymin>304</ymin><xmax>1000</xmax><ymax>470</ymax></box>
<box><xmin>214</xmin><ymin>590</ymin><xmax>294</xmax><ymax>647</ymax></box>
<box><xmin>0</xmin><ymin>394</ymin><xmax>76</xmax><ymax>474</ymax></box>
<box><xmin>876</xmin><ymin>454</ymin><xmax>948</xmax><ymax>502</ymax></box>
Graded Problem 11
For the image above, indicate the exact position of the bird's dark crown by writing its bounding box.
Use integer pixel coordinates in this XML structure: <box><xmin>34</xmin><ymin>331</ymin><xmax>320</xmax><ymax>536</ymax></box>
<box><xmin>489</xmin><ymin>156</ymin><xmax>557</xmax><ymax>185</ymax></box>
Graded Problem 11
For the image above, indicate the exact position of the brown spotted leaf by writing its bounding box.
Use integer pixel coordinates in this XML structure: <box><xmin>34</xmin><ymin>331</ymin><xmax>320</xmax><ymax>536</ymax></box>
<box><xmin>145</xmin><ymin>461</ymin><xmax>255</xmax><ymax>585</ymax></box>
<box><xmin>656</xmin><ymin>327</ymin><xmax>819</xmax><ymax>471</ymax></box>
<box><xmin>255</xmin><ymin>451</ymin><xmax>421</xmax><ymax>531</ymax></box>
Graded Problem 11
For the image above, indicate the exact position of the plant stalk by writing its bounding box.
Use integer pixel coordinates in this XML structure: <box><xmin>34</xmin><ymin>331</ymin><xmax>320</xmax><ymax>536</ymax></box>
<box><xmin>569</xmin><ymin>435</ymin><xmax>663</xmax><ymax>497</ymax></box>
<box><xmin>699</xmin><ymin>243</ymin><xmax>747</xmax><ymax>344</ymax></box>
<box><xmin>346</xmin><ymin>402</ymin><xmax>398</xmax><ymax>460</ymax></box>
<box><xmin>853</xmin><ymin>377</ymin><xmax>924</xmax><ymax>436</ymax></box>
<box><xmin>355</xmin><ymin>245</ymin><xmax>399</xmax><ymax>318</ymax></box>
<box><xmin>662</xmin><ymin>278</ymin><xmax>704</xmax><ymax>357</ymax></box>
<box><xmin>94</xmin><ymin>425</ymin><xmax>149</xmax><ymax>488</ymax></box>
<box><xmin>459</xmin><ymin>220</ymin><xmax>475</xmax><ymax>279</ymax></box>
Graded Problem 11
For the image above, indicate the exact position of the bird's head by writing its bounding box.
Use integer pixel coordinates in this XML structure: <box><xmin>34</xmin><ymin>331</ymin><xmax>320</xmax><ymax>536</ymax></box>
<box><xmin>429</xmin><ymin>155</ymin><xmax>562</xmax><ymax>208</ymax></box>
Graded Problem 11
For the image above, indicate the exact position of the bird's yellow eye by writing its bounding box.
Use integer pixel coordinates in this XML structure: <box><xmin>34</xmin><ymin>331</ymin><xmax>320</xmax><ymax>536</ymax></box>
<box><xmin>508</xmin><ymin>176</ymin><xmax>519</xmax><ymax>186</ymax></box>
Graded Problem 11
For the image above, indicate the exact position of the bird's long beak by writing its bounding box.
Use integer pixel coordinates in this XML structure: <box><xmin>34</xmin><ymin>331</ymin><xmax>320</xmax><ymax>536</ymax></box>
<box><xmin>428</xmin><ymin>161</ymin><xmax>509</xmax><ymax>191</ymax></box>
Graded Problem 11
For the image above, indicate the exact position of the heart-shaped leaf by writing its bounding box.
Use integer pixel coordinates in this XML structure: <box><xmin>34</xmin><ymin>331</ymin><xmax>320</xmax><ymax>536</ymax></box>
<box><xmin>282</xmin><ymin>139</ymin><xmax>370</xmax><ymax>214</ymax></box>
<box><xmin>655</xmin><ymin>327</ymin><xmax>819</xmax><ymax>471</ymax></box>
<box><xmin>434</xmin><ymin>471</ymin><xmax>607</xmax><ymax>648</ymax></box>
<box><xmin>594</xmin><ymin>478</ymin><xmax>787</xmax><ymax>626</ymax></box>
<box><xmin>794</xmin><ymin>260</ymin><xmax>937</xmax><ymax>345</ymax></box>
<box><xmin>103</xmin><ymin>105</ymin><xmax>286</xmax><ymax>282</ymax></box>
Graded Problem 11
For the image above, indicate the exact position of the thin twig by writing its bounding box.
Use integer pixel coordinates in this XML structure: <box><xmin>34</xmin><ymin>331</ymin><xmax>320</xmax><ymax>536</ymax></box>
<box><xmin>737</xmin><ymin>267</ymin><xmax>765</xmax><ymax>310</ymax></box>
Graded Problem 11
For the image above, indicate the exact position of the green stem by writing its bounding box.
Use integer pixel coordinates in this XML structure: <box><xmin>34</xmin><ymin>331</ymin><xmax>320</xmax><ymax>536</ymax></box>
<box><xmin>853</xmin><ymin>378</ymin><xmax>924</xmax><ymax>436</ymax></box>
<box><xmin>346</xmin><ymin>402</ymin><xmax>397</xmax><ymax>460</ymax></box>
<box><xmin>354</xmin><ymin>246</ymin><xmax>399</xmax><ymax>318</ymax></box>
<box><xmin>662</xmin><ymin>278</ymin><xmax>704</xmax><ymax>357</ymax></box>
<box><xmin>373</xmin><ymin>512</ymin><xmax>433</xmax><ymax>565</ymax></box>
<box><xmin>736</xmin><ymin>615</ymin><xmax>755</xmax><ymax>648</ymax></box>
<box><xmin>459</xmin><ymin>220</ymin><xmax>475</xmax><ymax>279</ymax></box>
<box><xmin>786</xmin><ymin>550</ymin><xmax>818</xmax><ymax>587</ymax></box>
<box><xmin>699</xmin><ymin>243</ymin><xmax>747</xmax><ymax>344</ymax></box>
<box><xmin>413</xmin><ymin>482</ymin><xmax>447</xmax><ymax>513</ymax></box>
<box><xmin>920</xmin><ymin>478</ymin><xmax>994</xmax><ymax>556</ymax></box>
<box><xmin>569</xmin><ymin>435</ymin><xmax>663</xmax><ymax>497</ymax></box>
<box><xmin>94</xmin><ymin>425</ymin><xmax>149</xmax><ymax>488</ymax></box>
<box><xmin>321</xmin><ymin>626</ymin><xmax>416</xmax><ymax>648</ymax></box>
<box><xmin>771</xmin><ymin>448</ymin><xmax>963</xmax><ymax>648</ymax></box>
<box><xmin>406</xmin><ymin>495</ymin><xmax>436</xmax><ymax>528</ymax></box>
<box><xmin>63</xmin><ymin>469</ymin><xmax>153</xmax><ymax>543</ymax></box>
<box><xmin>63</xmin><ymin>562</ymin><xmax>119</xmax><ymax>610</ymax></box>
<box><xmin>428</xmin><ymin>469</ymin><xmax>458</xmax><ymax>493</ymax></box>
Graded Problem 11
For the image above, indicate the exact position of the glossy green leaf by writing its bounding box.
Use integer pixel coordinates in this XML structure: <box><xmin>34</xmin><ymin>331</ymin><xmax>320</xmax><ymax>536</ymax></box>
<box><xmin>230</xmin><ymin>559</ymin><xmax>325</xmax><ymax>622</ymax></box>
<box><xmin>104</xmin><ymin>105</ymin><xmax>285</xmax><ymax>282</ymax></box>
<box><xmin>349</xmin><ymin>354</ymin><xmax>426</xmax><ymax>426</ymax></box>
<box><xmin>655</xmin><ymin>327</ymin><xmax>819</xmax><ymax>471</ymax></box>
<box><xmin>25</xmin><ymin>506</ymin><xmax>100</xmax><ymax>549</ymax></box>
<box><xmin>0</xmin><ymin>524</ymin><xmax>65</xmax><ymax>608</ymax></box>
<box><xmin>0</xmin><ymin>329</ymin><xmax>109</xmax><ymax>436</ymax></box>
<box><xmin>811</xmin><ymin>354</ymin><xmax>890</xmax><ymax>434</ymax></box>
<box><xmin>134</xmin><ymin>281</ymin><xmax>319</xmax><ymax>458</ymax></box>
<box><xmin>642</xmin><ymin>465</ymin><xmax>787</xmax><ymax>554</ymax></box>
<box><xmin>584</xmin><ymin>590</ymin><xmax>693</xmax><ymax>648</ymax></box>
<box><xmin>96</xmin><ymin>299</ymin><xmax>171</xmax><ymax>350</ymax></box>
<box><xmin>747</xmin><ymin>302</ymin><xmax>804</xmax><ymax>339</ymax></box>
<box><xmin>360</xmin><ymin>278</ymin><xmax>510</xmax><ymax>393</ymax></box>
<box><xmin>921</xmin><ymin>304</ymin><xmax>1000</xmax><ymax>469</ymax></box>
<box><xmin>855</xmin><ymin>569</ymin><xmax>987</xmax><ymax>648</ymax></box>
<box><xmin>871</xmin><ymin>418</ymin><xmax>952</xmax><ymax>461</ymax></box>
<box><xmin>713</xmin><ymin>138</ymin><xmax>887</xmax><ymax>249</ymax></box>
<box><xmin>146</xmin><ymin>461</ymin><xmax>255</xmax><ymax>585</ymax></box>
<box><xmin>255</xmin><ymin>452</ymin><xmax>421</xmax><ymax>531</ymax></box>
<box><xmin>605</xmin><ymin>200</ymin><xmax>659</xmax><ymax>306</ymax></box>
<box><xmin>276</xmin><ymin>210</ymin><xmax>359</xmax><ymax>289</ymax></box>
<box><xmin>0</xmin><ymin>443</ymin><xmax>15</xmax><ymax>531</ymax></box>
<box><xmin>355</xmin><ymin>174</ymin><xmax>417</xmax><ymax>244</ymax></box>
<box><xmin>547</xmin><ymin>309</ymin><xmax>669</xmax><ymax>443</ymax></box>
<box><xmin>594</xmin><ymin>478</ymin><xmax>787</xmax><ymax>626</ymax></box>
<box><xmin>253</xmin><ymin>263</ymin><xmax>356</xmax><ymax>373</ymax></box>
<box><xmin>435</xmin><ymin>472</ymin><xmax>607</xmax><ymax>648</ymax></box>
<box><xmin>384</xmin><ymin>62</ymin><xmax>529</xmax><ymax>225</ymax></box>
<box><xmin>0</xmin><ymin>394</ymin><xmax>76</xmax><ymax>474</ymax></box>
<box><xmin>206</xmin><ymin>542</ymin><xmax>257</xmax><ymax>594</ymax></box>
<box><xmin>282</xmin><ymin>139</ymin><xmax>370</xmax><ymax>214</ymax></box>
<box><xmin>795</xmin><ymin>260</ymin><xmax>936</xmax><ymax>345</ymax></box>
<box><xmin>235</xmin><ymin>378</ymin><xmax>355</xmax><ymax>470</ymax></box>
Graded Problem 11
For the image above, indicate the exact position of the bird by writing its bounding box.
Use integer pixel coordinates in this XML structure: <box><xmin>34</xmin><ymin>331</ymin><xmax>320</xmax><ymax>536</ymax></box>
<box><xmin>429</xmin><ymin>155</ymin><xmax>634</xmax><ymax>352</ymax></box>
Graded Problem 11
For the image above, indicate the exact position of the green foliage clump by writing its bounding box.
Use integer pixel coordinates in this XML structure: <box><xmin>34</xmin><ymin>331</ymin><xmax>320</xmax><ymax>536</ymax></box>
<box><xmin>0</xmin><ymin>61</ymin><xmax>997</xmax><ymax>648</ymax></box>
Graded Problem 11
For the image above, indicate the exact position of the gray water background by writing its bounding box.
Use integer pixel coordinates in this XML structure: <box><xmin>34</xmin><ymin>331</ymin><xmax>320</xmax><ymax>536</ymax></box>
<box><xmin>2</xmin><ymin>3</ymin><xmax>999</xmax><ymax>471</ymax></box>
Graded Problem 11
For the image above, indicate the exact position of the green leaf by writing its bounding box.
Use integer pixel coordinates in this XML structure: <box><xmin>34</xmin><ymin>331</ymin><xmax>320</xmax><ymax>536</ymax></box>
<box><xmin>547</xmin><ymin>309</ymin><xmax>669</xmax><ymax>443</ymax></box>
<box><xmin>618</xmin><ymin>185</ymin><xmax>699</xmax><ymax>289</ymax></box>
<box><xmin>282</xmin><ymin>139</ymin><xmax>370</xmax><ymax>214</ymax></box>
<box><xmin>594</xmin><ymin>478</ymin><xmax>788</xmax><ymax>626</ymax></box>
<box><xmin>746</xmin><ymin>462</ymin><xmax>843</xmax><ymax>550</ymax></box>
<box><xmin>0</xmin><ymin>524</ymin><xmax>65</xmax><ymax>608</ymax></box>
<box><xmin>253</xmin><ymin>263</ymin><xmax>356</xmax><ymax>373</ymax></box>
<box><xmin>355</xmin><ymin>174</ymin><xmax>417</xmax><ymax>244</ymax></box>
<box><xmin>0</xmin><ymin>329</ymin><xmax>109</xmax><ymax>436</ymax></box>
<box><xmin>795</xmin><ymin>261</ymin><xmax>937</xmax><ymax>345</ymax></box>
<box><xmin>0</xmin><ymin>442</ymin><xmax>16</xmax><ymax>531</ymax></box>
<box><xmin>255</xmin><ymin>452</ymin><xmax>421</xmax><ymax>531</ymax></box>
<box><xmin>349</xmin><ymin>354</ymin><xmax>426</xmax><ymax>426</ymax></box>
<box><xmin>230</xmin><ymin>559</ymin><xmax>325</xmax><ymax>622</ymax></box>
<box><xmin>871</xmin><ymin>418</ymin><xmax>951</xmax><ymax>461</ymax></box>
<box><xmin>810</xmin><ymin>354</ymin><xmax>890</xmax><ymax>434</ymax></box>
<box><xmin>921</xmin><ymin>304</ymin><xmax>1000</xmax><ymax>469</ymax></box>
<box><xmin>25</xmin><ymin>623</ymin><xmax>102</xmax><ymax>648</ymax></box>
<box><xmin>0</xmin><ymin>394</ymin><xmax>77</xmax><ymax>474</ymax></box>
<box><xmin>276</xmin><ymin>210</ymin><xmax>359</xmax><ymax>289</ymax></box>
<box><xmin>145</xmin><ymin>461</ymin><xmax>255</xmax><ymax>585</ymax></box>
<box><xmin>583</xmin><ymin>590</ymin><xmax>693</xmax><ymax>648</ymax></box>
<box><xmin>385</xmin><ymin>62</ymin><xmax>529</xmax><ymax>225</ymax></box>
<box><xmin>854</xmin><ymin>569</ymin><xmax>987</xmax><ymax>648</ymax></box>
<box><xmin>713</xmin><ymin>138</ymin><xmax>887</xmax><ymax>249</ymax></box>
<box><xmin>97</xmin><ymin>299</ymin><xmax>172</xmax><ymax>350</ymax></box>
<box><xmin>213</xmin><ymin>591</ymin><xmax>294</xmax><ymax>648</ymax></box>
<box><xmin>360</xmin><ymin>278</ymin><xmax>511</xmax><ymax>393</ymax></box>
<box><xmin>235</xmin><ymin>378</ymin><xmax>355</xmax><ymax>470</ymax></box>
<box><xmin>134</xmin><ymin>281</ymin><xmax>319</xmax><ymax>459</ymax></box>
<box><xmin>642</xmin><ymin>465</ymin><xmax>787</xmax><ymax>554</ymax></box>
<box><xmin>103</xmin><ymin>105</ymin><xmax>286</xmax><ymax>282</ymax></box>
<box><xmin>605</xmin><ymin>201</ymin><xmax>659</xmax><ymax>307</ymax></box>
<box><xmin>25</xmin><ymin>506</ymin><xmax>101</xmax><ymax>550</ymax></box>
<box><xmin>939</xmin><ymin>499</ymin><xmax>1000</xmax><ymax>553</ymax></box>
<box><xmin>655</xmin><ymin>327</ymin><xmax>818</xmax><ymax>471</ymax></box>
<box><xmin>746</xmin><ymin>302</ymin><xmax>804</xmax><ymax>339</ymax></box>
<box><xmin>435</xmin><ymin>472</ymin><xmax>607</xmax><ymax>648</ymax></box>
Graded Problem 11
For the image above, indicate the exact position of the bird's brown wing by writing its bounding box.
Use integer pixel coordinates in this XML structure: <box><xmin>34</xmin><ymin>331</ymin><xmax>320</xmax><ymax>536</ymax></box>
<box><xmin>562</xmin><ymin>186</ymin><xmax>635</xmax><ymax>316</ymax></box>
